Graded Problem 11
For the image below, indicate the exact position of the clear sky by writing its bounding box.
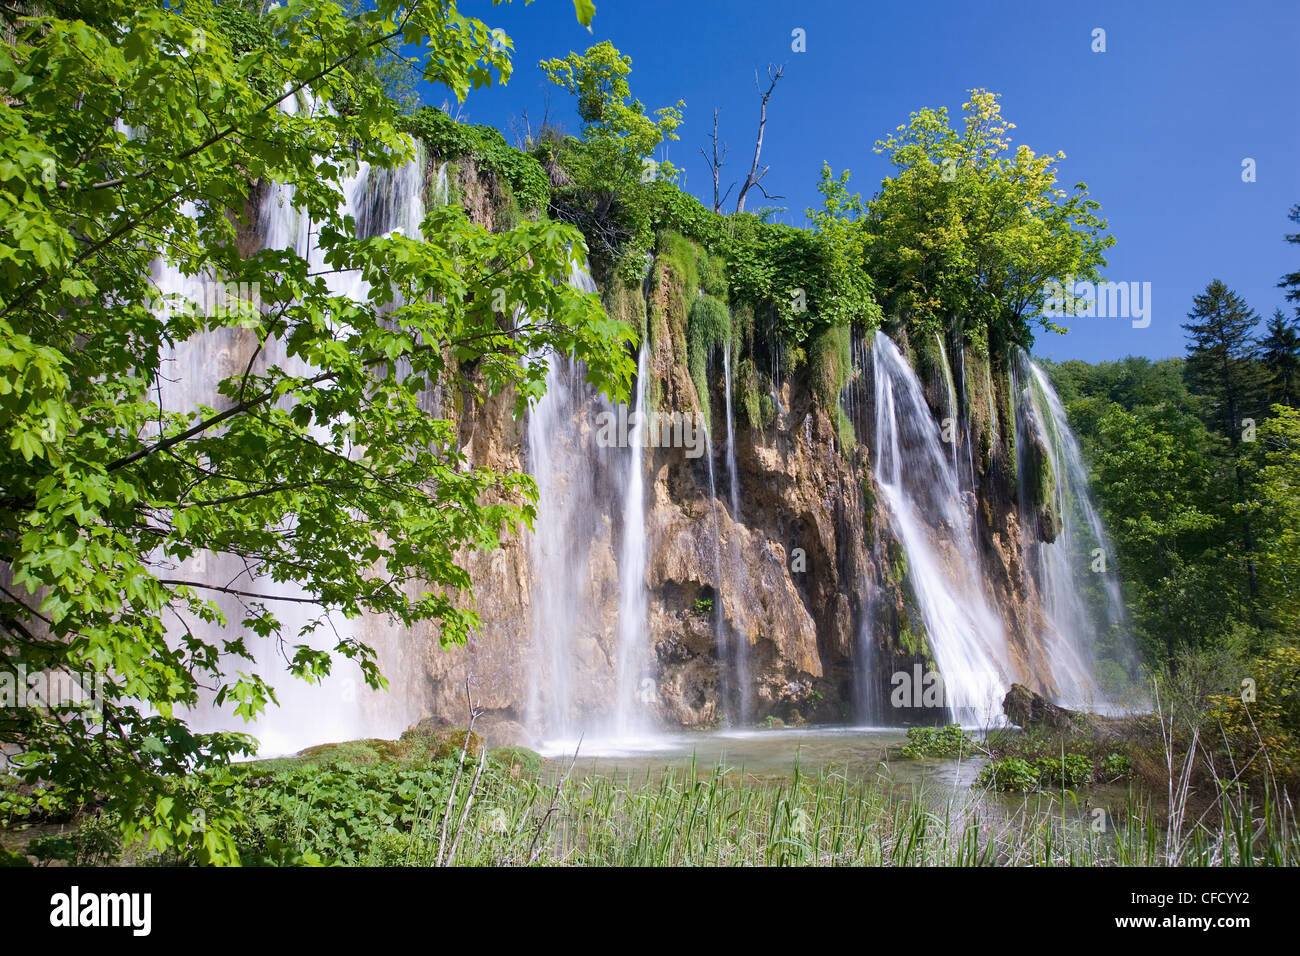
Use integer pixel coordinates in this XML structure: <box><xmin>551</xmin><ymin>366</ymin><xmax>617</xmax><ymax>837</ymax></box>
<box><xmin>426</xmin><ymin>0</ymin><xmax>1300</xmax><ymax>363</ymax></box>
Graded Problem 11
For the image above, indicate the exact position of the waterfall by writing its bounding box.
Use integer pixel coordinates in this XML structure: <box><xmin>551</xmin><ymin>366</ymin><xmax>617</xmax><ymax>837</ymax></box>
<box><xmin>700</xmin><ymin>343</ymin><xmax>749</xmax><ymax>726</ymax></box>
<box><xmin>701</xmin><ymin>429</ymin><xmax>733</xmax><ymax>721</ymax></box>
<box><xmin>720</xmin><ymin>338</ymin><xmax>752</xmax><ymax>722</ymax></box>
<box><xmin>523</xmin><ymin>259</ymin><xmax>659</xmax><ymax>748</ymax></box>
<box><xmin>722</xmin><ymin>340</ymin><xmax>740</xmax><ymax>519</ymax></box>
<box><xmin>357</xmin><ymin>143</ymin><xmax>427</xmax><ymax>240</ymax></box>
<box><xmin>613</xmin><ymin>343</ymin><xmax>651</xmax><ymax>737</ymax></box>
<box><xmin>524</xmin><ymin>262</ymin><xmax>600</xmax><ymax>741</ymax></box>
<box><xmin>155</xmin><ymin>132</ymin><xmax>429</xmax><ymax>755</ymax></box>
<box><xmin>933</xmin><ymin>331</ymin><xmax>974</xmax><ymax>488</ymax></box>
<box><xmin>433</xmin><ymin>161</ymin><xmax>450</xmax><ymax>208</ymax></box>
<box><xmin>523</xmin><ymin>348</ymin><xmax>581</xmax><ymax>739</ymax></box>
<box><xmin>1013</xmin><ymin>352</ymin><xmax>1128</xmax><ymax>708</ymax></box>
<box><xmin>872</xmin><ymin>332</ymin><xmax>1010</xmax><ymax>724</ymax></box>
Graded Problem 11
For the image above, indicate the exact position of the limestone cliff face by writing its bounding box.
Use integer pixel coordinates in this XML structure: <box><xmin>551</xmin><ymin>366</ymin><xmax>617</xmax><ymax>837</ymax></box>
<box><xmin>414</xmin><ymin>159</ymin><xmax>1061</xmax><ymax>744</ymax></box>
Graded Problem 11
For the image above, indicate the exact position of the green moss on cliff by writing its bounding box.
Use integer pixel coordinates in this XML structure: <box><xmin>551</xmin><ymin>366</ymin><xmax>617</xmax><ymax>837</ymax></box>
<box><xmin>1023</xmin><ymin>427</ymin><xmax>1061</xmax><ymax>540</ymax></box>
<box><xmin>809</xmin><ymin>324</ymin><xmax>852</xmax><ymax>410</ymax></box>
<box><xmin>688</xmin><ymin>295</ymin><xmax>730</xmax><ymax>426</ymax></box>
<box><xmin>1001</xmin><ymin>363</ymin><xmax>1017</xmax><ymax>486</ymax></box>
<box><xmin>657</xmin><ymin>230</ymin><xmax>701</xmax><ymax>299</ymax></box>
<box><xmin>736</xmin><ymin>356</ymin><xmax>774</xmax><ymax>431</ymax></box>
<box><xmin>603</xmin><ymin>277</ymin><xmax>647</xmax><ymax>341</ymax></box>
<box><xmin>401</xmin><ymin>107</ymin><xmax>550</xmax><ymax>213</ymax></box>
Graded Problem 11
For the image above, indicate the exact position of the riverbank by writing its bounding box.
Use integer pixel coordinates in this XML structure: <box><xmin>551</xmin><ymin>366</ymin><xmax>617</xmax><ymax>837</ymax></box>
<box><xmin>3</xmin><ymin>723</ymin><xmax>1296</xmax><ymax>867</ymax></box>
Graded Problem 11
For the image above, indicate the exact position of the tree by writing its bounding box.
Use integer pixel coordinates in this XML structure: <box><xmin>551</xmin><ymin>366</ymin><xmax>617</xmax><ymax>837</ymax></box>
<box><xmin>1249</xmin><ymin>405</ymin><xmax>1300</xmax><ymax>634</ymax></box>
<box><xmin>804</xmin><ymin>164</ymin><xmax>877</xmax><ymax>332</ymax></box>
<box><xmin>699</xmin><ymin>108</ymin><xmax>733</xmax><ymax>214</ymax></box>
<box><xmin>0</xmin><ymin>0</ymin><xmax>628</xmax><ymax>862</ymax></box>
<box><xmin>1279</xmin><ymin>203</ymin><xmax>1300</xmax><ymax>319</ymax></box>
<box><xmin>866</xmin><ymin>90</ymin><xmax>1113</xmax><ymax>356</ymax></box>
<box><xmin>1182</xmin><ymin>280</ymin><xmax>1265</xmax><ymax>445</ymax></box>
<box><xmin>1086</xmin><ymin>404</ymin><xmax>1225</xmax><ymax>667</ymax></box>
<box><xmin>1260</xmin><ymin>309</ymin><xmax>1300</xmax><ymax>408</ymax></box>
<box><xmin>540</xmin><ymin>40</ymin><xmax>684</xmax><ymax>272</ymax></box>
<box><xmin>1182</xmin><ymin>280</ymin><xmax>1269</xmax><ymax>602</ymax></box>
<box><xmin>734</xmin><ymin>64</ymin><xmax>784</xmax><ymax>214</ymax></box>
<box><xmin>540</xmin><ymin>40</ymin><xmax>683</xmax><ymax>199</ymax></box>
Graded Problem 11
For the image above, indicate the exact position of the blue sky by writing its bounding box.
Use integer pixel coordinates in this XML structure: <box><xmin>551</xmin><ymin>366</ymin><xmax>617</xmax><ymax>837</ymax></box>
<box><xmin>427</xmin><ymin>0</ymin><xmax>1300</xmax><ymax>363</ymax></box>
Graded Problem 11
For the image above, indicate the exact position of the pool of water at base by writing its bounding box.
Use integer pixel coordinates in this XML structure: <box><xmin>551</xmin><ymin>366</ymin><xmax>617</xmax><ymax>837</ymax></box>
<box><xmin>535</xmin><ymin>725</ymin><xmax>1139</xmax><ymax>823</ymax></box>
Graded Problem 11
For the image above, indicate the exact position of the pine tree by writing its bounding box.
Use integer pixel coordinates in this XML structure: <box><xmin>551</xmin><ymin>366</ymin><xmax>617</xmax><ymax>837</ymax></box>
<box><xmin>1183</xmin><ymin>280</ymin><xmax>1267</xmax><ymax>601</ymax></box>
<box><xmin>1260</xmin><ymin>309</ymin><xmax>1300</xmax><ymax>407</ymax></box>
<box><xmin>1182</xmin><ymin>280</ymin><xmax>1265</xmax><ymax>446</ymax></box>
<box><xmin>1279</xmin><ymin>203</ymin><xmax>1300</xmax><ymax>319</ymax></box>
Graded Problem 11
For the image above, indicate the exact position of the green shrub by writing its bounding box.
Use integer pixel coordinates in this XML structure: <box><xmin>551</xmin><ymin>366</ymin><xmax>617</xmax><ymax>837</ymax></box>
<box><xmin>400</xmin><ymin>108</ymin><xmax>550</xmax><ymax>213</ymax></box>
<box><xmin>28</xmin><ymin>812</ymin><xmax>121</xmax><ymax>866</ymax></box>
<box><xmin>0</xmin><ymin>844</ymin><xmax>31</xmax><ymax>866</ymax></box>
<box><xmin>975</xmin><ymin>757</ymin><xmax>1040</xmax><ymax>792</ymax></box>
<box><xmin>1035</xmin><ymin>753</ymin><xmax>1094</xmax><ymax>788</ymax></box>
<box><xmin>488</xmin><ymin>746</ymin><xmax>543</xmax><ymax>779</ymax></box>
<box><xmin>1100</xmin><ymin>753</ymin><xmax>1133</xmax><ymax>780</ymax></box>
<box><xmin>899</xmin><ymin>724</ymin><xmax>978</xmax><ymax>759</ymax></box>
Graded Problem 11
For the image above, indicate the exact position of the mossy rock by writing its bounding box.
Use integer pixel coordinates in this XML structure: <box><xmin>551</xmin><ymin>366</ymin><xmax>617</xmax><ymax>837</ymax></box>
<box><xmin>399</xmin><ymin>720</ymin><xmax>485</xmax><ymax>762</ymax></box>
<box><xmin>296</xmin><ymin>738</ymin><xmax>410</xmax><ymax>765</ymax></box>
<box><xmin>0</xmin><ymin>844</ymin><xmax>32</xmax><ymax>867</ymax></box>
<box><xmin>487</xmin><ymin>746</ymin><xmax>543</xmax><ymax>779</ymax></box>
<box><xmin>1021</xmin><ymin>427</ymin><xmax>1061</xmax><ymax>542</ymax></box>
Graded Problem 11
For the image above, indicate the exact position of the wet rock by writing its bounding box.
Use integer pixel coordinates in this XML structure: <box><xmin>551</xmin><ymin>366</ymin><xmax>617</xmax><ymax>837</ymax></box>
<box><xmin>1002</xmin><ymin>683</ymin><xmax>1079</xmax><ymax>731</ymax></box>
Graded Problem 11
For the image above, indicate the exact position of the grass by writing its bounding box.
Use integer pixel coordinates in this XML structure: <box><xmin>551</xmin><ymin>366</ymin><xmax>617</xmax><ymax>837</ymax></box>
<box><xmin>364</xmin><ymin>755</ymin><xmax>1299</xmax><ymax>866</ymax></box>
<box><xmin>8</xmin><ymin>750</ymin><xmax>1298</xmax><ymax>866</ymax></box>
<box><xmin>8</xmin><ymin>695</ymin><xmax>1299</xmax><ymax>866</ymax></box>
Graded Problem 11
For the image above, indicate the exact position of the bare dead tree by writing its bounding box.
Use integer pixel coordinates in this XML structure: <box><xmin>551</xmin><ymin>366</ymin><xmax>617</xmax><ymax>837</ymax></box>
<box><xmin>435</xmin><ymin>675</ymin><xmax>483</xmax><ymax>867</ymax></box>
<box><xmin>438</xmin><ymin>97</ymin><xmax>469</xmax><ymax>124</ymax></box>
<box><xmin>508</xmin><ymin>92</ymin><xmax>554</xmax><ymax>150</ymax></box>
<box><xmin>735</xmin><ymin>64</ymin><xmax>785</xmax><ymax>214</ymax></box>
<box><xmin>527</xmin><ymin>733</ymin><xmax>582</xmax><ymax>865</ymax></box>
<box><xmin>443</xmin><ymin>743</ymin><xmax>487</xmax><ymax>867</ymax></box>
<box><xmin>699</xmin><ymin>108</ymin><xmax>735</xmax><ymax>214</ymax></box>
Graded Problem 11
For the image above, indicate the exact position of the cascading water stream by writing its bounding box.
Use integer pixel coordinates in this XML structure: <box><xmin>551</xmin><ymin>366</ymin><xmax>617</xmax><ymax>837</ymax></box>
<box><xmin>718</xmin><ymin>338</ymin><xmax>752</xmax><ymax>724</ymax></box>
<box><xmin>701</xmin><ymin>427</ymin><xmax>733</xmax><ymax>722</ymax></box>
<box><xmin>523</xmin><ymin>349</ymin><xmax>579</xmax><ymax>740</ymax></box>
<box><xmin>872</xmin><ymin>332</ymin><xmax>1010</xmax><ymax>724</ymax></box>
<box><xmin>1013</xmin><ymin>352</ymin><xmax>1129</xmax><ymax>709</ymax></box>
<box><xmin>433</xmin><ymin>161</ymin><xmax>450</xmax><ymax>208</ymax></box>
<box><xmin>523</xmin><ymin>259</ymin><xmax>663</xmax><ymax>751</ymax></box>
<box><xmin>613</xmin><ymin>343</ymin><xmax>651</xmax><ymax>737</ymax></box>
<box><xmin>524</xmin><ymin>261</ymin><xmax>602</xmax><ymax>742</ymax></box>
<box><xmin>155</xmin><ymin>123</ymin><xmax>430</xmax><ymax>754</ymax></box>
<box><xmin>933</xmin><ymin>332</ymin><xmax>970</xmax><ymax>486</ymax></box>
<box><xmin>722</xmin><ymin>340</ymin><xmax>740</xmax><ymax>520</ymax></box>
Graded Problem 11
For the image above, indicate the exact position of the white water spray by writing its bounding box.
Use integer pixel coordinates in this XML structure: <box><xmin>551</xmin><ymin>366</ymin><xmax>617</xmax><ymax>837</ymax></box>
<box><xmin>872</xmin><ymin>332</ymin><xmax>1010</xmax><ymax>724</ymax></box>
